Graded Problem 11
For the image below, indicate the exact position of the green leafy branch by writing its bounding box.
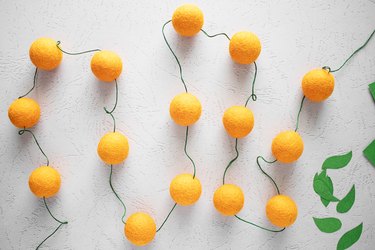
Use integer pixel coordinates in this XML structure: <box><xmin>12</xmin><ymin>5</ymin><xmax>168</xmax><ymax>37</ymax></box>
<box><xmin>312</xmin><ymin>151</ymin><xmax>363</xmax><ymax>250</ymax></box>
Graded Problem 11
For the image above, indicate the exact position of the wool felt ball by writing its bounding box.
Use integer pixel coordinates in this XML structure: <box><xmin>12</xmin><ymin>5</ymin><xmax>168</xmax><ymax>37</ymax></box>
<box><xmin>97</xmin><ymin>132</ymin><xmax>129</xmax><ymax>165</ymax></box>
<box><xmin>266</xmin><ymin>194</ymin><xmax>298</xmax><ymax>227</ymax></box>
<box><xmin>222</xmin><ymin>106</ymin><xmax>254</xmax><ymax>138</ymax></box>
<box><xmin>271</xmin><ymin>130</ymin><xmax>304</xmax><ymax>163</ymax></box>
<box><xmin>170</xmin><ymin>173</ymin><xmax>202</xmax><ymax>206</ymax></box>
<box><xmin>213</xmin><ymin>184</ymin><xmax>244</xmax><ymax>216</ymax></box>
<box><xmin>302</xmin><ymin>68</ymin><xmax>335</xmax><ymax>102</ymax></box>
<box><xmin>229</xmin><ymin>31</ymin><xmax>261</xmax><ymax>64</ymax></box>
<box><xmin>90</xmin><ymin>50</ymin><xmax>122</xmax><ymax>82</ymax></box>
<box><xmin>125</xmin><ymin>212</ymin><xmax>156</xmax><ymax>246</ymax></box>
<box><xmin>29</xmin><ymin>37</ymin><xmax>62</xmax><ymax>70</ymax></box>
<box><xmin>29</xmin><ymin>166</ymin><xmax>61</xmax><ymax>198</ymax></box>
<box><xmin>170</xmin><ymin>93</ymin><xmax>202</xmax><ymax>126</ymax></box>
<box><xmin>172</xmin><ymin>4</ymin><xmax>204</xmax><ymax>37</ymax></box>
<box><xmin>8</xmin><ymin>97</ymin><xmax>41</xmax><ymax>128</ymax></box>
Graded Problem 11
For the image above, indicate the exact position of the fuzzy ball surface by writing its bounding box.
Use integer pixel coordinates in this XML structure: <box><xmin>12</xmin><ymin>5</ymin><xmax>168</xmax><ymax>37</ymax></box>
<box><xmin>97</xmin><ymin>132</ymin><xmax>129</xmax><ymax>165</ymax></box>
<box><xmin>266</xmin><ymin>194</ymin><xmax>298</xmax><ymax>227</ymax></box>
<box><xmin>172</xmin><ymin>4</ymin><xmax>204</xmax><ymax>37</ymax></box>
<box><xmin>91</xmin><ymin>50</ymin><xmax>122</xmax><ymax>82</ymax></box>
<box><xmin>229</xmin><ymin>31</ymin><xmax>261</xmax><ymax>64</ymax></box>
<box><xmin>29</xmin><ymin>37</ymin><xmax>62</xmax><ymax>70</ymax></box>
<box><xmin>29</xmin><ymin>166</ymin><xmax>61</xmax><ymax>198</ymax></box>
<box><xmin>213</xmin><ymin>184</ymin><xmax>244</xmax><ymax>216</ymax></box>
<box><xmin>170</xmin><ymin>173</ymin><xmax>202</xmax><ymax>206</ymax></box>
<box><xmin>8</xmin><ymin>97</ymin><xmax>41</xmax><ymax>128</ymax></box>
<box><xmin>223</xmin><ymin>106</ymin><xmax>254</xmax><ymax>138</ymax></box>
<box><xmin>272</xmin><ymin>131</ymin><xmax>304</xmax><ymax>163</ymax></box>
<box><xmin>170</xmin><ymin>93</ymin><xmax>202</xmax><ymax>126</ymax></box>
<box><xmin>302</xmin><ymin>68</ymin><xmax>335</xmax><ymax>102</ymax></box>
<box><xmin>125</xmin><ymin>212</ymin><xmax>156</xmax><ymax>246</ymax></box>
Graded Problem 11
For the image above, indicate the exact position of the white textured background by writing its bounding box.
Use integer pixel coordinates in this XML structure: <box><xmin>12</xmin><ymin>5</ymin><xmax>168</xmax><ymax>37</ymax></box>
<box><xmin>1</xmin><ymin>0</ymin><xmax>375</xmax><ymax>249</ymax></box>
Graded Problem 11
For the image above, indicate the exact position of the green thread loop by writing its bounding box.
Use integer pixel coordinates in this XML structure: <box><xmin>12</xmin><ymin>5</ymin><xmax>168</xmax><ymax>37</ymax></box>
<box><xmin>56</xmin><ymin>41</ymin><xmax>101</xmax><ymax>55</ymax></box>
<box><xmin>156</xmin><ymin>203</ymin><xmax>177</xmax><ymax>232</ymax></box>
<box><xmin>162</xmin><ymin>20</ymin><xmax>188</xmax><ymax>93</ymax></box>
<box><xmin>323</xmin><ymin>29</ymin><xmax>375</xmax><ymax>73</ymax></box>
<box><xmin>109</xmin><ymin>165</ymin><xmax>127</xmax><ymax>224</ymax></box>
<box><xmin>104</xmin><ymin>79</ymin><xmax>118</xmax><ymax>132</ymax></box>
<box><xmin>35</xmin><ymin>197</ymin><xmax>67</xmax><ymax>250</ymax></box>
<box><xmin>245</xmin><ymin>62</ymin><xmax>258</xmax><ymax>106</ymax></box>
<box><xmin>18</xmin><ymin>128</ymin><xmax>49</xmax><ymax>166</ymax></box>
<box><xmin>19</xmin><ymin>68</ymin><xmax>38</xmax><ymax>99</ymax></box>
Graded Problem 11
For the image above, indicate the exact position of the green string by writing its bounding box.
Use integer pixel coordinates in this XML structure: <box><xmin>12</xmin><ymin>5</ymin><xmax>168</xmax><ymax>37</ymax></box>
<box><xmin>104</xmin><ymin>79</ymin><xmax>118</xmax><ymax>132</ymax></box>
<box><xmin>256</xmin><ymin>156</ymin><xmax>279</xmax><ymax>194</ymax></box>
<box><xmin>18</xmin><ymin>128</ymin><xmax>49</xmax><ymax>166</ymax></box>
<box><xmin>19</xmin><ymin>68</ymin><xmax>38</xmax><ymax>99</ymax></box>
<box><xmin>162</xmin><ymin>20</ymin><xmax>188</xmax><ymax>93</ymax></box>
<box><xmin>323</xmin><ymin>29</ymin><xmax>375</xmax><ymax>73</ymax></box>
<box><xmin>156</xmin><ymin>203</ymin><xmax>177</xmax><ymax>232</ymax></box>
<box><xmin>36</xmin><ymin>197</ymin><xmax>67</xmax><ymax>250</ymax></box>
<box><xmin>56</xmin><ymin>41</ymin><xmax>101</xmax><ymax>55</ymax></box>
<box><xmin>109</xmin><ymin>165</ymin><xmax>127</xmax><ymax>224</ymax></box>
<box><xmin>234</xmin><ymin>215</ymin><xmax>285</xmax><ymax>233</ymax></box>
<box><xmin>222</xmin><ymin>139</ymin><xmax>239</xmax><ymax>185</ymax></box>
<box><xmin>295</xmin><ymin>96</ymin><xmax>306</xmax><ymax>132</ymax></box>
<box><xmin>244</xmin><ymin>62</ymin><xmax>258</xmax><ymax>106</ymax></box>
<box><xmin>200</xmin><ymin>29</ymin><xmax>230</xmax><ymax>40</ymax></box>
<box><xmin>184</xmin><ymin>126</ymin><xmax>197</xmax><ymax>178</ymax></box>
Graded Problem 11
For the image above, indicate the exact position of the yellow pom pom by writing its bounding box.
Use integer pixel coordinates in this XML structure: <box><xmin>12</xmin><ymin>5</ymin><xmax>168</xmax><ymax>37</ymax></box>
<box><xmin>29</xmin><ymin>166</ymin><xmax>61</xmax><ymax>198</ymax></box>
<box><xmin>271</xmin><ymin>130</ymin><xmax>304</xmax><ymax>163</ymax></box>
<box><xmin>29</xmin><ymin>38</ymin><xmax>62</xmax><ymax>70</ymax></box>
<box><xmin>170</xmin><ymin>173</ymin><xmax>202</xmax><ymax>206</ymax></box>
<box><xmin>172</xmin><ymin>4</ymin><xmax>204</xmax><ymax>37</ymax></box>
<box><xmin>302</xmin><ymin>68</ymin><xmax>335</xmax><ymax>102</ymax></box>
<box><xmin>125</xmin><ymin>212</ymin><xmax>156</xmax><ymax>246</ymax></box>
<box><xmin>222</xmin><ymin>106</ymin><xmax>254</xmax><ymax>138</ymax></box>
<box><xmin>91</xmin><ymin>50</ymin><xmax>122</xmax><ymax>82</ymax></box>
<box><xmin>170</xmin><ymin>93</ymin><xmax>202</xmax><ymax>126</ymax></box>
<box><xmin>213</xmin><ymin>184</ymin><xmax>244</xmax><ymax>216</ymax></box>
<box><xmin>8</xmin><ymin>97</ymin><xmax>41</xmax><ymax>128</ymax></box>
<box><xmin>97</xmin><ymin>132</ymin><xmax>129</xmax><ymax>165</ymax></box>
<box><xmin>229</xmin><ymin>31</ymin><xmax>261</xmax><ymax>64</ymax></box>
<box><xmin>266</xmin><ymin>194</ymin><xmax>298</xmax><ymax>227</ymax></box>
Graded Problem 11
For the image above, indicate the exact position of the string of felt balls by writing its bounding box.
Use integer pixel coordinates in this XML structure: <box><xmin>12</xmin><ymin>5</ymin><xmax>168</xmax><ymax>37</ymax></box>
<box><xmin>7</xmin><ymin>4</ymin><xmax>375</xmax><ymax>249</ymax></box>
<box><xmin>162</xmin><ymin>3</ymin><xmax>375</xmax><ymax>235</ymax></box>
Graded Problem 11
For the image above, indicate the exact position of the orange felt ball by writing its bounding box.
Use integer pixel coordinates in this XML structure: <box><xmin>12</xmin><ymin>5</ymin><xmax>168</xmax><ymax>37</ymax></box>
<box><xmin>172</xmin><ymin>4</ymin><xmax>204</xmax><ymax>37</ymax></box>
<box><xmin>229</xmin><ymin>31</ymin><xmax>261</xmax><ymax>64</ymax></box>
<box><xmin>8</xmin><ymin>97</ymin><xmax>41</xmax><ymax>128</ymax></box>
<box><xmin>29</xmin><ymin>166</ymin><xmax>61</xmax><ymax>198</ymax></box>
<box><xmin>302</xmin><ymin>68</ymin><xmax>335</xmax><ymax>102</ymax></box>
<box><xmin>29</xmin><ymin>37</ymin><xmax>63</xmax><ymax>70</ymax></box>
<box><xmin>266</xmin><ymin>194</ymin><xmax>298</xmax><ymax>227</ymax></box>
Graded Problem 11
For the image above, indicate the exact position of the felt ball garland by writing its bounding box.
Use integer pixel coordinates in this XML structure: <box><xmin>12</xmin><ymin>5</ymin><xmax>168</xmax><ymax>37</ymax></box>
<box><xmin>7</xmin><ymin>4</ymin><xmax>375</xmax><ymax>248</ymax></box>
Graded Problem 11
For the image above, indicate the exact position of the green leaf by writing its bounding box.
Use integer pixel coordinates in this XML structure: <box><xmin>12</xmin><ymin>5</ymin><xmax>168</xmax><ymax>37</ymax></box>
<box><xmin>316</xmin><ymin>171</ymin><xmax>334</xmax><ymax>207</ymax></box>
<box><xmin>322</xmin><ymin>151</ymin><xmax>352</xmax><ymax>170</ymax></box>
<box><xmin>313</xmin><ymin>217</ymin><xmax>342</xmax><ymax>233</ymax></box>
<box><xmin>337</xmin><ymin>223</ymin><xmax>363</xmax><ymax>250</ymax></box>
<box><xmin>337</xmin><ymin>185</ymin><xmax>355</xmax><ymax>213</ymax></box>
<box><xmin>363</xmin><ymin>139</ymin><xmax>375</xmax><ymax>167</ymax></box>
<box><xmin>313</xmin><ymin>172</ymin><xmax>339</xmax><ymax>202</ymax></box>
<box><xmin>369</xmin><ymin>82</ymin><xmax>375</xmax><ymax>101</ymax></box>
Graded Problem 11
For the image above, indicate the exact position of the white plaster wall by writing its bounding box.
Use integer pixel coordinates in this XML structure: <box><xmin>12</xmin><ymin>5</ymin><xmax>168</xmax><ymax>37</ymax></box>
<box><xmin>0</xmin><ymin>0</ymin><xmax>374</xmax><ymax>249</ymax></box>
